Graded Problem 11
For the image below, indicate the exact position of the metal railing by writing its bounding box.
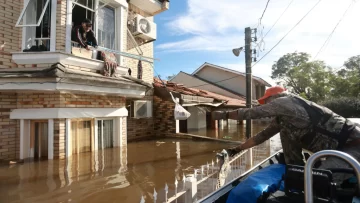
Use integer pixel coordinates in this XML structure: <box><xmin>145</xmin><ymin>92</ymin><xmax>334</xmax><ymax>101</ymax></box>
<box><xmin>304</xmin><ymin>150</ymin><xmax>360</xmax><ymax>203</ymax></box>
<box><xmin>139</xmin><ymin>141</ymin><xmax>277</xmax><ymax>203</ymax></box>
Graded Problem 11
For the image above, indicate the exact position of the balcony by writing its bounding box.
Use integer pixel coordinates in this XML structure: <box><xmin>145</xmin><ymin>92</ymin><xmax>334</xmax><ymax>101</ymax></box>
<box><xmin>130</xmin><ymin>0</ymin><xmax>169</xmax><ymax>15</ymax></box>
<box><xmin>12</xmin><ymin>42</ymin><xmax>129</xmax><ymax>76</ymax></box>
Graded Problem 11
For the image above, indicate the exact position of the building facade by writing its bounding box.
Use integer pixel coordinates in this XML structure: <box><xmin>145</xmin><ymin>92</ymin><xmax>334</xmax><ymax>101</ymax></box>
<box><xmin>0</xmin><ymin>0</ymin><xmax>169</xmax><ymax>161</ymax></box>
<box><xmin>186</xmin><ymin>63</ymin><xmax>271</xmax><ymax>100</ymax></box>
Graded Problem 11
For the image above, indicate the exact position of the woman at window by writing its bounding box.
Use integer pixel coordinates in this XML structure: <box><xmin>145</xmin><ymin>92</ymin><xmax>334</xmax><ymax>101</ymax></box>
<box><xmin>71</xmin><ymin>19</ymin><xmax>98</xmax><ymax>50</ymax></box>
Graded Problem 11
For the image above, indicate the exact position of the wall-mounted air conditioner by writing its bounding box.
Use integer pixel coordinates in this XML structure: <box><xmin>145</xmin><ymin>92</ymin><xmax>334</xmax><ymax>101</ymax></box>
<box><xmin>131</xmin><ymin>14</ymin><xmax>157</xmax><ymax>41</ymax></box>
<box><xmin>132</xmin><ymin>100</ymin><xmax>153</xmax><ymax>118</ymax></box>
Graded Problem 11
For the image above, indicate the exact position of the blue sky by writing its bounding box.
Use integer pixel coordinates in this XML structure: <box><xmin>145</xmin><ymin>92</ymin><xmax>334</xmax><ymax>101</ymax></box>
<box><xmin>153</xmin><ymin>0</ymin><xmax>360</xmax><ymax>85</ymax></box>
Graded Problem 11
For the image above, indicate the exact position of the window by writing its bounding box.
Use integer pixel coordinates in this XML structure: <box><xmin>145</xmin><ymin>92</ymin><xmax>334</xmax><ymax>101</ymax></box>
<box><xmin>72</xmin><ymin>120</ymin><xmax>92</xmax><ymax>154</ymax></box>
<box><xmin>97</xmin><ymin>4</ymin><xmax>115</xmax><ymax>49</ymax></box>
<box><xmin>16</xmin><ymin>0</ymin><xmax>53</xmax><ymax>51</ymax></box>
<box><xmin>97</xmin><ymin>119</ymin><xmax>114</xmax><ymax>149</ymax></box>
<box><xmin>71</xmin><ymin>0</ymin><xmax>117</xmax><ymax>52</ymax></box>
<box><xmin>72</xmin><ymin>0</ymin><xmax>95</xmax><ymax>28</ymax></box>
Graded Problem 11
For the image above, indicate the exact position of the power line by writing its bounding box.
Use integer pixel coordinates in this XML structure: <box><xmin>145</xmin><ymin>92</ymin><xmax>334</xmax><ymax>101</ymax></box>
<box><xmin>314</xmin><ymin>0</ymin><xmax>355</xmax><ymax>59</ymax></box>
<box><xmin>258</xmin><ymin>0</ymin><xmax>271</xmax><ymax>26</ymax></box>
<box><xmin>263</xmin><ymin>0</ymin><xmax>295</xmax><ymax>39</ymax></box>
<box><xmin>256</xmin><ymin>0</ymin><xmax>271</xmax><ymax>53</ymax></box>
<box><xmin>252</xmin><ymin>0</ymin><xmax>322</xmax><ymax>67</ymax></box>
<box><xmin>256</xmin><ymin>0</ymin><xmax>295</xmax><ymax>53</ymax></box>
<box><xmin>187</xmin><ymin>0</ymin><xmax>322</xmax><ymax>89</ymax></box>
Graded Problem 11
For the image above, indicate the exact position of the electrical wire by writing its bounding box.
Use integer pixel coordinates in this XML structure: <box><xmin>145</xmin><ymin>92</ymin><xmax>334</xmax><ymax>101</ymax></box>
<box><xmin>253</xmin><ymin>0</ymin><xmax>322</xmax><ymax>67</ymax></box>
<box><xmin>256</xmin><ymin>0</ymin><xmax>295</xmax><ymax>53</ymax></box>
<box><xmin>255</xmin><ymin>0</ymin><xmax>271</xmax><ymax>53</ymax></box>
<box><xmin>187</xmin><ymin>0</ymin><xmax>322</xmax><ymax>89</ymax></box>
<box><xmin>258</xmin><ymin>0</ymin><xmax>271</xmax><ymax>26</ymax></box>
<box><xmin>313</xmin><ymin>0</ymin><xmax>355</xmax><ymax>60</ymax></box>
<box><xmin>263</xmin><ymin>0</ymin><xmax>295</xmax><ymax>40</ymax></box>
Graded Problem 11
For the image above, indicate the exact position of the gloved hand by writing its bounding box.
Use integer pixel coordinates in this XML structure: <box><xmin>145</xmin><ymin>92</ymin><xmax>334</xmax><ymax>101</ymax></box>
<box><xmin>226</xmin><ymin>146</ymin><xmax>241</xmax><ymax>157</ymax></box>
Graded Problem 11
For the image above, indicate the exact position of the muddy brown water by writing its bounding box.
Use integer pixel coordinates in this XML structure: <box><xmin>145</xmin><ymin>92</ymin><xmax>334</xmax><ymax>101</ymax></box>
<box><xmin>0</xmin><ymin>123</ymin><xmax>281</xmax><ymax>203</ymax></box>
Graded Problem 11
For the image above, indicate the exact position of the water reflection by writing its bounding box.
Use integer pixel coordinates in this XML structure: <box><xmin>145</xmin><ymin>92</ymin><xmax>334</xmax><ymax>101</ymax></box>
<box><xmin>188</xmin><ymin>120</ymin><xmax>269</xmax><ymax>142</ymax></box>
<box><xmin>0</xmin><ymin>123</ymin><xmax>282</xmax><ymax>203</ymax></box>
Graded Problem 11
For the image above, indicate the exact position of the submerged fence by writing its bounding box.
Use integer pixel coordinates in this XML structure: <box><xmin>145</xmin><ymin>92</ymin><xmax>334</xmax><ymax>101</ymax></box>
<box><xmin>139</xmin><ymin>141</ymin><xmax>277</xmax><ymax>203</ymax></box>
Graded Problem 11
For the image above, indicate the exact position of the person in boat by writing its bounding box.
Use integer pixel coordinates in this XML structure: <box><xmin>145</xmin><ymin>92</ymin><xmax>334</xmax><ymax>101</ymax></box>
<box><xmin>71</xmin><ymin>19</ymin><xmax>98</xmax><ymax>50</ymax></box>
<box><xmin>212</xmin><ymin>86</ymin><xmax>360</xmax><ymax>183</ymax></box>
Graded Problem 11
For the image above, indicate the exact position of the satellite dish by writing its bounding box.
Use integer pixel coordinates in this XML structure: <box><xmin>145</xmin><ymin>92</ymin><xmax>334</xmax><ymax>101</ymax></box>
<box><xmin>139</xmin><ymin>18</ymin><xmax>151</xmax><ymax>34</ymax></box>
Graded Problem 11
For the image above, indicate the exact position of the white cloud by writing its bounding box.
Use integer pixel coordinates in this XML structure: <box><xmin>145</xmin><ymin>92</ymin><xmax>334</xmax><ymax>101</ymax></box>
<box><xmin>157</xmin><ymin>0</ymin><xmax>360</xmax><ymax>84</ymax></box>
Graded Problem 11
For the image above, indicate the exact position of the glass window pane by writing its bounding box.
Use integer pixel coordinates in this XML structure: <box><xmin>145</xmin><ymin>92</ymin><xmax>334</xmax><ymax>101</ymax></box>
<box><xmin>71</xmin><ymin>120</ymin><xmax>92</xmax><ymax>154</ymax></box>
<box><xmin>75</xmin><ymin>0</ymin><xmax>94</xmax><ymax>10</ymax></box>
<box><xmin>103</xmin><ymin>120</ymin><xmax>113</xmax><ymax>148</ymax></box>
<box><xmin>88</xmin><ymin>0</ymin><xmax>94</xmax><ymax>10</ymax></box>
<box><xmin>98</xmin><ymin>6</ymin><xmax>115</xmax><ymax>50</ymax></box>
<box><xmin>76</xmin><ymin>0</ymin><xmax>87</xmax><ymax>7</ymax></box>
<box><xmin>17</xmin><ymin>0</ymin><xmax>50</xmax><ymax>26</ymax></box>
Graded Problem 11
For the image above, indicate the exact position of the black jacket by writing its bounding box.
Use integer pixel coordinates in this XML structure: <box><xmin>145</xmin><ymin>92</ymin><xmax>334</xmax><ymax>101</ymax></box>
<box><xmin>71</xmin><ymin>25</ymin><xmax>98</xmax><ymax>48</ymax></box>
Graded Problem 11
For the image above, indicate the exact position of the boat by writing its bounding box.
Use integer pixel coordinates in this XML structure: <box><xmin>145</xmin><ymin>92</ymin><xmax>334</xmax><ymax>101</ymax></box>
<box><xmin>198</xmin><ymin>150</ymin><xmax>360</xmax><ymax>203</ymax></box>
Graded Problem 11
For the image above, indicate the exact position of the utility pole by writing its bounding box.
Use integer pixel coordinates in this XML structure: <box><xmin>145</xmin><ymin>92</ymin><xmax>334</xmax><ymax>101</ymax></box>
<box><xmin>244</xmin><ymin>27</ymin><xmax>253</xmax><ymax>139</ymax></box>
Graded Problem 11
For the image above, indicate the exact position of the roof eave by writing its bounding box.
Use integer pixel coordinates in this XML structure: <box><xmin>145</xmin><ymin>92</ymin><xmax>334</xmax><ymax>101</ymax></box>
<box><xmin>192</xmin><ymin>62</ymin><xmax>272</xmax><ymax>87</ymax></box>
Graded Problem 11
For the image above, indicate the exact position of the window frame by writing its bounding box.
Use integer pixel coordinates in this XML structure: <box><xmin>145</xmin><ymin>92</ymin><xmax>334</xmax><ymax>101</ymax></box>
<box><xmin>18</xmin><ymin>0</ymin><xmax>57</xmax><ymax>52</ymax></box>
<box><xmin>71</xmin><ymin>118</ymin><xmax>94</xmax><ymax>154</ymax></box>
<box><xmin>94</xmin><ymin>118</ymin><xmax>116</xmax><ymax>150</ymax></box>
<box><xmin>96</xmin><ymin>3</ymin><xmax>116</xmax><ymax>50</ymax></box>
<box><xmin>15</xmin><ymin>0</ymin><xmax>51</xmax><ymax>27</ymax></box>
<box><xmin>67</xmin><ymin>0</ymin><xmax>122</xmax><ymax>58</ymax></box>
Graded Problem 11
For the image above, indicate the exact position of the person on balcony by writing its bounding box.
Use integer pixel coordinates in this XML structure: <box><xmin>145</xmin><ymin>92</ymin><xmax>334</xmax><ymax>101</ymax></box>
<box><xmin>71</xmin><ymin>19</ymin><xmax>98</xmax><ymax>50</ymax></box>
<box><xmin>212</xmin><ymin>86</ymin><xmax>360</xmax><ymax>183</ymax></box>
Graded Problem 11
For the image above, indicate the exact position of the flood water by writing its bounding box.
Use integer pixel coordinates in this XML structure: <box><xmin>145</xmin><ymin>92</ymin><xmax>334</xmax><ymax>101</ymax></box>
<box><xmin>0</xmin><ymin>122</ymin><xmax>281</xmax><ymax>203</ymax></box>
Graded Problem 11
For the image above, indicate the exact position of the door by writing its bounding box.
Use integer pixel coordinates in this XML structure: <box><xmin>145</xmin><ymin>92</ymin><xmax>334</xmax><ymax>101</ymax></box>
<box><xmin>98</xmin><ymin>119</ymin><xmax>114</xmax><ymax>149</ymax></box>
<box><xmin>72</xmin><ymin>120</ymin><xmax>92</xmax><ymax>154</ymax></box>
<box><xmin>31</xmin><ymin>121</ymin><xmax>48</xmax><ymax>159</ymax></box>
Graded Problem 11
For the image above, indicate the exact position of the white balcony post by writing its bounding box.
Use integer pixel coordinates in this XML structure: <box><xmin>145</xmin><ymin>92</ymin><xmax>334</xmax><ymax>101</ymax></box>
<box><xmin>50</xmin><ymin>0</ymin><xmax>57</xmax><ymax>51</ymax></box>
<box><xmin>94</xmin><ymin>119</ymin><xmax>99</xmax><ymax>150</ymax></box>
<box><xmin>65</xmin><ymin>0</ymin><xmax>73</xmax><ymax>53</ymax></box>
<box><xmin>65</xmin><ymin>118</ymin><xmax>72</xmax><ymax>157</ymax></box>
<box><xmin>48</xmin><ymin>119</ymin><xmax>54</xmax><ymax>159</ymax></box>
<box><xmin>119</xmin><ymin>117</ymin><xmax>123</xmax><ymax>147</ymax></box>
<box><xmin>20</xmin><ymin>119</ymin><xmax>24</xmax><ymax>160</ymax></box>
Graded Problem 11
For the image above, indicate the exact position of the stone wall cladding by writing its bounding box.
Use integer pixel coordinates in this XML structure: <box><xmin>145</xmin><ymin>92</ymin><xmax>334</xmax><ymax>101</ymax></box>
<box><xmin>0</xmin><ymin>93</ymin><xmax>17</xmax><ymax>161</ymax></box>
<box><xmin>127</xmin><ymin>117</ymin><xmax>154</xmax><ymax>140</ymax></box>
<box><xmin>0</xmin><ymin>0</ymin><xmax>22</xmax><ymax>69</ymax></box>
<box><xmin>122</xmin><ymin>117</ymin><xmax>127</xmax><ymax>148</ymax></box>
<box><xmin>56</xmin><ymin>0</ymin><xmax>67</xmax><ymax>52</ymax></box>
<box><xmin>153</xmin><ymin>95</ymin><xmax>176</xmax><ymax>136</ymax></box>
<box><xmin>54</xmin><ymin>119</ymin><xmax>66</xmax><ymax>159</ymax></box>
<box><xmin>16</xmin><ymin>92</ymin><xmax>126</xmax><ymax>108</ymax></box>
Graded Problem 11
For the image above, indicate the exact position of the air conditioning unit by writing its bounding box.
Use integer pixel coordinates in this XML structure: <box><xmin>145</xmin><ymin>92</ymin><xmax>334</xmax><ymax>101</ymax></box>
<box><xmin>133</xmin><ymin>100</ymin><xmax>152</xmax><ymax>118</ymax></box>
<box><xmin>131</xmin><ymin>14</ymin><xmax>157</xmax><ymax>41</ymax></box>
